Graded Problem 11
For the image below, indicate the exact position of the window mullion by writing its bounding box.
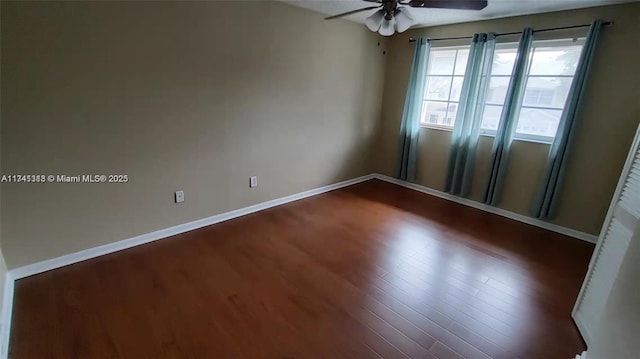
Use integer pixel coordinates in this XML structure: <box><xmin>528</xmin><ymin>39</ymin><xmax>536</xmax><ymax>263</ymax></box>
<box><xmin>449</xmin><ymin>49</ymin><xmax>459</xmax><ymax>95</ymax></box>
<box><xmin>443</xmin><ymin>49</ymin><xmax>459</xmax><ymax>124</ymax></box>
<box><xmin>515</xmin><ymin>46</ymin><xmax>535</xmax><ymax>115</ymax></box>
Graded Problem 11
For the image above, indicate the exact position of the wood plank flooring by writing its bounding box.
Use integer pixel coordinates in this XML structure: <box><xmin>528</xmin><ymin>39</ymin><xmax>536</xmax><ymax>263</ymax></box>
<box><xmin>10</xmin><ymin>179</ymin><xmax>595</xmax><ymax>358</ymax></box>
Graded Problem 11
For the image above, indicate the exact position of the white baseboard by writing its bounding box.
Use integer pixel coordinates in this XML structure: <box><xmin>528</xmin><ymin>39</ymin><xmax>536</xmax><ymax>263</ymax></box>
<box><xmin>371</xmin><ymin>174</ymin><xmax>598</xmax><ymax>244</ymax></box>
<box><xmin>7</xmin><ymin>173</ymin><xmax>597</xmax><ymax>280</ymax></box>
<box><xmin>0</xmin><ymin>273</ymin><xmax>14</xmax><ymax>359</ymax></box>
<box><xmin>9</xmin><ymin>174</ymin><xmax>376</xmax><ymax>281</ymax></box>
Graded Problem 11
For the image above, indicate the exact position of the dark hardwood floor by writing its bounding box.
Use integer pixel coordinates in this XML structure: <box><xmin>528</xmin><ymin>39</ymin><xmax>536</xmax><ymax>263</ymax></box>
<box><xmin>10</xmin><ymin>179</ymin><xmax>595</xmax><ymax>358</ymax></box>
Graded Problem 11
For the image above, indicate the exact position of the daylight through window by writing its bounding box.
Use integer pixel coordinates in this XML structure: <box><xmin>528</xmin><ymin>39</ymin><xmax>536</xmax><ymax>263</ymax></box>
<box><xmin>481</xmin><ymin>38</ymin><xmax>584</xmax><ymax>142</ymax></box>
<box><xmin>421</xmin><ymin>38</ymin><xmax>584</xmax><ymax>143</ymax></box>
<box><xmin>420</xmin><ymin>46</ymin><xmax>470</xmax><ymax>129</ymax></box>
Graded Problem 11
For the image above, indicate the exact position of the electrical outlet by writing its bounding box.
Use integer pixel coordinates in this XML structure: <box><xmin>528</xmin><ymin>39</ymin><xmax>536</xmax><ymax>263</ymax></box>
<box><xmin>249</xmin><ymin>176</ymin><xmax>258</xmax><ymax>188</ymax></box>
<box><xmin>175</xmin><ymin>190</ymin><xmax>185</xmax><ymax>203</ymax></box>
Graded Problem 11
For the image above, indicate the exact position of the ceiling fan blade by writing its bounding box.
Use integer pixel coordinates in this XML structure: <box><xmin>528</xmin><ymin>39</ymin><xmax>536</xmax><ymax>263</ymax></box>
<box><xmin>325</xmin><ymin>6</ymin><xmax>381</xmax><ymax>20</ymax></box>
<box><xmin>408</xmin><ymin>0</ymin><xmax>488</xmax><ymax>10</ymax></box>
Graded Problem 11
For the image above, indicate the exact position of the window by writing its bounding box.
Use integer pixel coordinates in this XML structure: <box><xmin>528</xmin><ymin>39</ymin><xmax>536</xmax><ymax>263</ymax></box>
<box><xmin>524</xmin><ymin>89</ymin><xmax>554</xmax><ymax>107</ymax></box>
<box><xmin>480</xmin><ymin>38</ymin><xmax>584</xmax><ymax>142</ymax></box>
<box><xmin>420</xmin><ymin>39</ymin><xmax>583</xmax><ymax>142</ymax></box>
<box><xmin>420</xmin><ymin>46</ymin><xmax>470</xmax><ymax>128</ymax></box>
<box><xmin>481</xmin><ymin>45</ymin><xmax>518</xmax><ymax>134</ymax></box>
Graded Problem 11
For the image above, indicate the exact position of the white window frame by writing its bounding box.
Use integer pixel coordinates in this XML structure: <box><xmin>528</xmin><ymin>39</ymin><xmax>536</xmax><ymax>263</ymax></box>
<box><xmin>419</xmin><ymin>44</ymin><xmax>470</xmax><ymax>131</ymax></box>
<box><xmin>480</xmin><ymin>38</ymin><xmax>585</xmax><ymax>144</ymax></box>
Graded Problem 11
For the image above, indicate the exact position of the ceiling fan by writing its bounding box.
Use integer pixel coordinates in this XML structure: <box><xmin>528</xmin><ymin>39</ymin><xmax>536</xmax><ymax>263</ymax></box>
<box><xmin>325</xmin><ymin>0</ymin><xmax>488</xmax><ymax>36</ymax></box>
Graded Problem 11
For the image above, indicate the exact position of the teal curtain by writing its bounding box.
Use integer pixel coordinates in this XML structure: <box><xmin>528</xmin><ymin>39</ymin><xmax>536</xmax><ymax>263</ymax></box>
<box><xmin>483</xmin><ymin>28</ymin><xmax>534</xmax><ymax>205</ymax></box>
<box><xmin>531</xmin><ymin>20</ymin><xmax>605</xmax><ymax>219</ymax></box>
<box><xmin>395</xmin><ymin>38</ymin><xmax>430</xmax><ymax>181</ymax></box>
<box><xmin>444</xmin><ymin>33</ymin><xmax>496</xmax><ymax>196</ymax></box>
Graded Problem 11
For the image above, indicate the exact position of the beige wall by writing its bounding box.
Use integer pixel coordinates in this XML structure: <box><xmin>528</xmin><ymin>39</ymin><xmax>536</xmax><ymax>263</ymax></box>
<box><xmin>3</xmin><ymin>1</ymin><xmax>639</xmax><ymax>269</ymax></box>
<box><xmin>376</xmin><ymin>2</ymin><xmax>640</xmax><ymax>235</ymax></box>
<box><xmin>0</xmin><ymin>1</ymin><xmax>386</xmax><ymax>268</ymax></box>
<box><xmin>0</xmin><ymin>0</ymin><xmax>6</xmax><ymax>323</ymax></box>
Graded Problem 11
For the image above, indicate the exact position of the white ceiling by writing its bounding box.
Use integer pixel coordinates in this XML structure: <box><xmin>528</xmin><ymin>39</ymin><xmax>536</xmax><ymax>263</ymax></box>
<box><xmin>281</xmin><ymin>0</ymin><xmax>635</xmax><ymax>28</ymax></box>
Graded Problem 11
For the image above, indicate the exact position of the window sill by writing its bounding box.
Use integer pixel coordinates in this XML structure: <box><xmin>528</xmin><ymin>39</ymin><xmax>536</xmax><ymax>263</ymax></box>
<box><xmin>419</xmin><ymin>125</ymin><xmax>453</xmax><ymax>132</ymax></box>
<box><xmin>418</xmin><ymin>127</ymin><xmax>553</xmax><ymax>145</ymax></box>
<box><xmin>479</xmin><ymin>133</ymin><xmax>553</xmax><ymax>145</ymax></box>
<box><xmin>513</xmin><ymin>137</ymin><xmax>554</xmax><ymax>145</ymax></box>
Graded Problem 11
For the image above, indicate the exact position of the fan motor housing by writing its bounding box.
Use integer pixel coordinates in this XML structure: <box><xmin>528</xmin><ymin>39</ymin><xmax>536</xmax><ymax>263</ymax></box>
<box><xmin>382</xmin><ymin>0</ymin><xmax>398</xmax><ymax>20</ymax></box>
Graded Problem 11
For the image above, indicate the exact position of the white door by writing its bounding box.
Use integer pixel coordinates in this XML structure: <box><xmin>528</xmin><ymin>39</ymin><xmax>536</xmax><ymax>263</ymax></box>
<box><xmin>572</xmin><ymin>124</ymin><xmax>640</xmax><ymax>345</ymax></box>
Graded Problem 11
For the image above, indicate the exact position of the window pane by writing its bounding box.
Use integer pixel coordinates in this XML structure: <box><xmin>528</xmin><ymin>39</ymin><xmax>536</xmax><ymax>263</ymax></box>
<box><xmin>522</xmin><ymin>77</ymin><xmax>573</xmax><ymax>108</ymax></box>
<box><xmin>421</xmin><ymin>101</ymin><xmax>449</xmax><ymax>126</ymax></box>
<box><xmin>424</xmin><ymin>76</ymin><xmax>452</xmax><ymax>101</ymax></box>
<box><xmin>480</xmin><ymin>104</ymin><xmax>503</xmax><ymax>131</ymax></box>
<box><xmin>450</xmin><ymin>77</ymin><xmax>464</xmax><ymax>101</ymax></box>
<box><xmin>486</xmin><ymin>76</ymin><xmax>510</xmax><ymax>105</ymax></box>
<box><xmin>454</xmin><ymin>50</ymin><xmax>470</xmax><ymax>75</ymax></box>
<box><xmin>491</xmin><ymin>48</ymin><xmax>517</xmax><ymax>75</ymax></box>
<box><xmin>444</xmin><ymin>103</ymin><xmax>459</xmax><ymax>127</ymax></box>
<box><xmin>529</xmin><ymin>45</ymin><xmax>582</xmax><ymax>75</ymax></box>
<box><xmin>421</xmin><ymin>45</ymin><xmax>471</xmax><ymax>130</ymax></box>
<box><xmin>516</xmin><ymin>107</ymin><xmax>562</xmax><ymax>138</ymax></box>
<box><xmin>428</xmin><ymin>50</ymin><xmax>456</xmax><ymax>75</ymax></box>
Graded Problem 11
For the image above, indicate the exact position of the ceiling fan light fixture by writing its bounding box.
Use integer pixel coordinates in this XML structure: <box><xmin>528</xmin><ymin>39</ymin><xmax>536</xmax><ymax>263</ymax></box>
<box><xmin>378</xmin><ymin>17</ymin><xmax>396</xmax><ymax>36</ymax></box>
<box><xmin>394</xmin><ymin>8</ymin><xmax>414</xmax><ymax>33</ymax></box>
<box><xmin>365</xmin><ymin>9</ymin><xmax>385</xmax><ymax>32</ymax></box>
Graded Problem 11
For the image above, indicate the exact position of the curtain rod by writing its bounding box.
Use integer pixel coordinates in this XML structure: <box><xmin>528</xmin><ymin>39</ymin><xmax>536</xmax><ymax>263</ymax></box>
<box><xmin>408</xmin><ymin>21</ymin><xmax>612</xmax><ymax>43</ymax></box>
